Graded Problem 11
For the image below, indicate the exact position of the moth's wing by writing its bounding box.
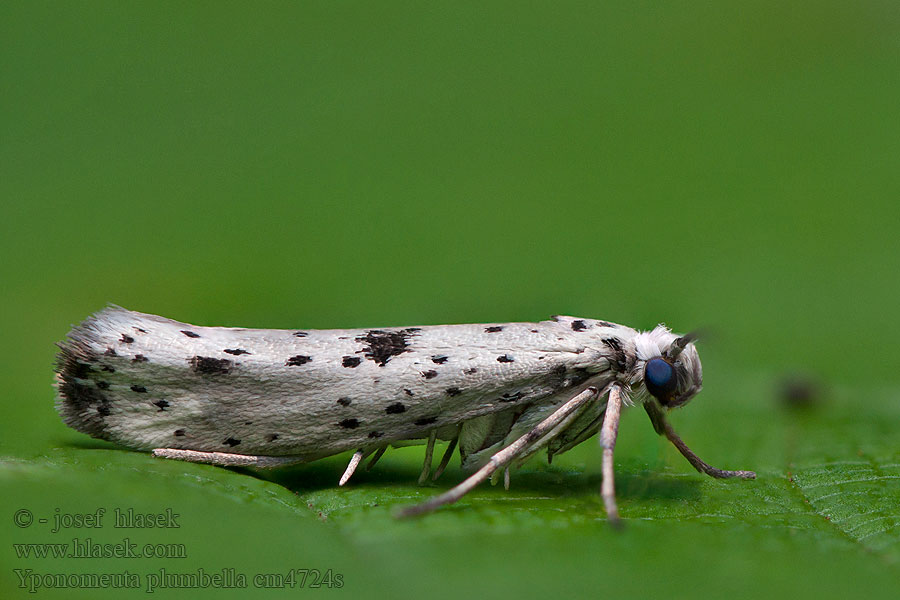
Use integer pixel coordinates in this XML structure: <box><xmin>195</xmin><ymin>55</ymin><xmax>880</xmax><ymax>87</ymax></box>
<box><xmin>56</xmin><ymin>308</ymin><xmax>626</xmax><ymax>463</ymax></box>
<box><xmin>55</xmin><ymin>306</ymin><xmax>354</xmax><ymax>458</ymax></box>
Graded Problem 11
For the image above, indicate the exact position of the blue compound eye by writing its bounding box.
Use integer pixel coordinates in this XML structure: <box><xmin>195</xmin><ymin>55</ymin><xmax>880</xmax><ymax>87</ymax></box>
<box><xmin>644</xmin><ymin>357</ymin><xmax>677</xmax><ymax>403</ymax></box>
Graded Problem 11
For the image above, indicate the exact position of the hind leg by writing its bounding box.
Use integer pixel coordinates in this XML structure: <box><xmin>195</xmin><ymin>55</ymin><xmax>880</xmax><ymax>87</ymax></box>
<box><xmin>152</xmin><ymin>448</ymin><xmax>305</xmax><ymax>468</ymax></box>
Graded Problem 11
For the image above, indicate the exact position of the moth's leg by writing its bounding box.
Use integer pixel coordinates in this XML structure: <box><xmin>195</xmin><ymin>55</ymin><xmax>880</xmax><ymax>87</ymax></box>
<box><xmin>418</xmin><ymin>429</ymin><xmax>437</xmax><ymax>485</ymax></box>
<box><xmin>599</xmin><ymin>384</ymin><xmax>624</xmax><ymax>526</ymax></box>
<box><xmin>432</xmin><ymin>435</ymin><xmax>459</xmax><ymax>481</ymax></box>
<box><xmin>152</xmin><ymin>448</ymin><xmax>304</xmax><ymax>468</ymax></box>
<box><xmin>366</xmin><ymin>446</ymin><xmax>388</xmax><ymax>471</ymax></box>
<box><xmin>339</xmin><ymin>449</ymin><xmax>365</xmax><ymax>486</ymax></box>
<box><xmin>397</xmin><ymin>386</ymin><xmax>600</xmax><ymax>518</ymax></box>
<box><xmin>643</xmin><ymin>402</ymin><xmax>756</xmax><ymax>480</ymax></box>
<box><xmin>487</xmin><ymin>394</ymin><xmax>595</xmax><ymax>484</ymax></box>
<box><xmin>512</xmin><ymin>394</ymin><xmax>596</xmax><ymax>469</ymax></box>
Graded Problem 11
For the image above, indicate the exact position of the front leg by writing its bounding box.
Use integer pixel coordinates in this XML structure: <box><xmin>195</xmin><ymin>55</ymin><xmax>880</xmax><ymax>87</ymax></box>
<box><xmin>643</xmin><ymin>402</ymin><xmax>756</xmax><ymax>480</ymax></box>
<box><xmin>600</xmin><ymin>384</ymin><xmax>624</xmax><ymax>526</ymax></box>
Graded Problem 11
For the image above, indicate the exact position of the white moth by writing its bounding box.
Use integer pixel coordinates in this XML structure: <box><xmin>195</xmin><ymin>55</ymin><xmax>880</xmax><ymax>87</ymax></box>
<box><xmin>55</xmin><ymin>306</ymin><xmax>755</xmax><ymax>524</ymax></box>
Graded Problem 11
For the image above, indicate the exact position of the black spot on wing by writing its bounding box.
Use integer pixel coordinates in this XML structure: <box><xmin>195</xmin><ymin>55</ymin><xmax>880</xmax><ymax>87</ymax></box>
<box><xmin>104</xmin><ymin>348</ymin><xmax>117</xmax><ymax>357</ymax></box>
<box><xmin>368</xmin><ymin>431</ymin><xmax>383</xmax><ymax>438</ymax></box>
<box><xmin>342</xmin><ymin>356</ymin><xmax>361</xmax><ymax>368</ymax></box>
<box><xmin>338</xmin><ymin>418</ymin><xmax>360</xmax><ymax>429</ymax></box>
<box><xmin>101</xmin><ymin>365</ymin><xmax>115</xmax><ymax>373</ymax></box>
<box><xmin>286</xmin><ymin>355</ymin><xmax>312</xmax><ymax>366</ymax></box>
<box><xmin>59</xmin><ymin>373</ymin><xmax>107</xmax><ymax>411</ymax></box>
<box><xmin>224</xmin><ymin>437</ymin><xmax>241</xmax><ymax>447</ymax></box>
<box><xmin>464</xmin><ymin>367</ymin><xmax>478</xmax><ymax>375</ymax></box>
<box><xmin>293</xmin><ymin>331</ymin><xmax>308</xmax><ymax>337</ymax></box>
<box><xmin>153</xmin><ymin>400</ymin><xmax>169</xmax><ymax>411</ymax></box>
<box><xmin>266</xmin><ymin>433</ymin><xmax>279</xmax><ymax>442</ymax></box>
<box><xmin>174</xmin><ymin>429</ymin><xmax>185</xmax><ymax>437</ymax></box>
<box><xmin>181</xmin><ymin>330</ymin><xmax>201</xmax><ymax>338</ymax></box>
<box><xmin>431</xmin><ymin>355</ymin><xmax>448</xmax><ymax>364</ymax></box>
<box><xmin>485</xmin><ymin>326</ymin><xmax>503</xmax><ymax>333</ymax></box>
<box><xmin>120</xmin><ymin>334</ymin><xmax>134</xmax><ymax>344</ymax></box>
<box><xmin>386</xmin><ymin>402</ymin><xmax>406</xmax><ymax>414</ymax></box>
<box><xmin>57</xmin><ymin>355</ymin><xmax>113</xmax><ymax>434</ymax></box>
<box><xmin>571</xmin><ymin>320</ymin><xmax>588</xmax><ymax>331</ymax></box>
<box><xmin>224</xmin><ymin>348</ymin><xmax>250</xmax><ymax>355</ymax></box>
<box><xmin>446</xmin><ymin>387</ymin><xmax>462</xmax><ymax>396</ymax></box>
<box><xmin>499</xmin><ymin>391</ymin><xmax>524</xmax><ymax>402</ymax></box>
<box><xmin>422</xmin><ymin>370</ymin><xmax>438</xmax><ymax>379</ymax></box>
<box><xmin>190</xmin><ymin>356</ymin><xmax>233</xmax><ymax>375</ymax></box>
<box><xmin>132</xmin><ymin>354</ymin><xmax>148</xmax><ymax>363</ymax></box>
<box><xmin>546</xmin><ymin>364</ymin><xmax>588</xmax><ymax>390</ymax></box>
<box><xmin>130</xmin><ymin>385</ymin><xmax>147</xmax><ymax>393</ymax></box>
<box><xmin>355</xmin><ymin>329</ymin><xmax>418</xmax><ymax>366</ymax></box>
<box><xmin>337</xmin><ymin>397</ymin><xmax>352</xmax><ymax>407</ymax></box>
<box><xmin>571</xmin><ymin>367</ymin><xmax>592</xmax><ymax>384</ymax></box>
<box><xmin>601</xmin><ymin>337</ymin><xmax>627</xmax><ymax>372</ymax></box>
<box><xmin>404</xmin><ymin>388</ymin><xmax>414</xmax><ymax>396</ymax></box>
<box><xmin>596</xmin><ymin>321</ymin><xmax>616</xmax><ymax>328</ymax></box>
<box><xmin>415</xmin><ymin>417</ymin><xmax>437</xmax><ymax>426</ymax></box>
<box><xmin>497</xmin><ymin>355</ymin><xmax>515</xmax><ymax>363</ymax></box>
<box><xmin>71</xmin><ymin>362</ymin><xmax>93</xmax><ymax>378</ymax></box>
<box><xmin>69</xmin><ymin>358</ymin><xmax>92</xmax><ymax>375</ymax></box>
<box><xmin>547</xmin><ymin>364</ymin><xmax>594</xmax><ymax>390</ymax></box>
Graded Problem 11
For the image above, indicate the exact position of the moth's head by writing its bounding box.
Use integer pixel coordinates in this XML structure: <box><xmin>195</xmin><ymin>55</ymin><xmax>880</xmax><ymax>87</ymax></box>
<box><xmin>633</xmin><ymin>325</ymin><xmax>702</xmax><ymax>409</ymax></box>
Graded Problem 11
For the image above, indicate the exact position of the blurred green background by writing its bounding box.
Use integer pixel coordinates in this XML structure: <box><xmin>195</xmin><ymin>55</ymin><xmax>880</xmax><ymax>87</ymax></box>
<box><xmin>2</xmin><ymin>1</ymin><xmax>898</xmax><ymax>598</ymax></box>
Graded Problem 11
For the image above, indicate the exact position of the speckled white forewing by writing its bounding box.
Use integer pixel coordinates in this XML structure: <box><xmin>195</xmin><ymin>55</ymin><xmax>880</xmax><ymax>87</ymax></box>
<box><xmin>56</xmin><ymin>307</ymin><xmax>637</xmax><ymax>464</ymax></box>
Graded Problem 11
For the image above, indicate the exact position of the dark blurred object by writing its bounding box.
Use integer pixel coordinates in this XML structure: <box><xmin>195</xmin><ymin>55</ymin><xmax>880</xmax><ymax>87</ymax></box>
<box><xmin>777</xmin><ymin>373</ymin><xmax>823</xmax><ymax>410</ymax></box>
